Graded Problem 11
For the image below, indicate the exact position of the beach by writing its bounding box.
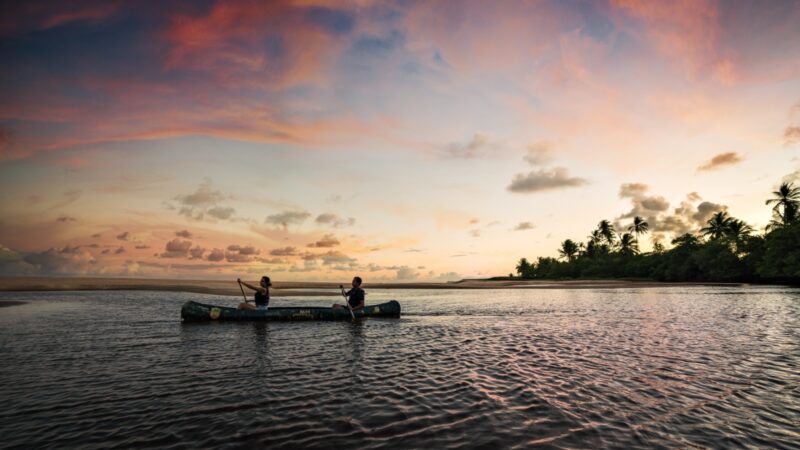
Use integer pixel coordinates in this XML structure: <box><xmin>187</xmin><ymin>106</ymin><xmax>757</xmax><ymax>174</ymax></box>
<box><xmin>0</xmin><ymin>276</ymin><xmax>739</xmax><ymax>297</ymax></box>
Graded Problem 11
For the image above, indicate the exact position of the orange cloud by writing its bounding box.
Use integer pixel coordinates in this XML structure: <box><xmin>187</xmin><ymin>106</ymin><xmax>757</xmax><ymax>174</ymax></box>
<box><xmin>697</xmin><ymin>152</ymin><xmax>743</xmax><ymax>171</ymax></box>
<box><xmin>611</xmin><ymin>0</ymin><xmax>728</xmax><ymax>81</ymax></box>
<box><xmin>162</xmin><ymin>1</ymin><xmax>343</xmax><ymax>89</ymax></box>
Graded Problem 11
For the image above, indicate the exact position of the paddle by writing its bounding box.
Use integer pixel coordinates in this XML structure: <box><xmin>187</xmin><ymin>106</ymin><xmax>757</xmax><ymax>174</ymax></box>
<box><xmin>237</xmin><ymin>278</ymin><xmax>250</xmax><ymax>304</ymax></box>
<box><xmin>340</xmin><ymin>284</ymin><xmax>355</xmax><ymax>320</ymax></box>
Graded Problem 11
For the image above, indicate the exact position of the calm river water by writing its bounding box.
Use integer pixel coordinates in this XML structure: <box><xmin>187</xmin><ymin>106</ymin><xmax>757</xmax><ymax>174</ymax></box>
<box><xmin>1</xmin><ymin>286</ymin><xmax>798</xmax><ymax>449</ymax></box>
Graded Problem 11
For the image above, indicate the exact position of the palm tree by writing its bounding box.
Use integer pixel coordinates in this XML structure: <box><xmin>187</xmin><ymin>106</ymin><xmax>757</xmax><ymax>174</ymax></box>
<box><xmin>725</xmin><ymin>219</ymin><xmax>752</xmax><ymax>241</ymax></box>
<box><xmin>587</xmin><ymin>229</ymin><xmax>602</xmax><ymax>245</ymax></box>
<box><xmin>652</xmin><ymin>240</ymin><xmax>665</xmax><ymax>254</ymax></box>
<box><xmin>724</xmin><ymin>219</ymin><xmax>753</xmax><ymax>253</ymax></box>
<box><xmin>618</xmin><ymin>233</ymin><xmax>638</xmax><ymax>256</ymax></box>
<box><xmin>597</xmin><ymin>220</ymin><xmax>616</xmax><ymax>246</ymax></box>
<box><xmin>558</xmin><ymin>239</ymin><xmax>580</xmax><ymax>261</ymax></box>
<box><xmin>765</xmin><ymin>182</ymin><xmax>800</xmax><ymax>227</ymax></box>
<box><xmin>671</xmin><ymin>233</ymin><xmax>700</xmax><ymax>248</ymax></box>
<box><xmin>628</xmin><ymin>216</ymin><xmax>649</xmax><ymax>244</ymax></box>
<box><xmin>516</xmin><ymin>258</ymin><xmax>532</xmax><ymax>277</ymax></box>
<box><xmin>700</xmin><ymin>211</ymin><xmax>732</xmax><ymax>240</ymax></box>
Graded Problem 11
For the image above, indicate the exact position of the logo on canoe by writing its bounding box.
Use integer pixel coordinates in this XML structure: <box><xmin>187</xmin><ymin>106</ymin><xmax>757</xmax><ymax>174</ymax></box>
<box><xmin>209</xmin><ymin>307</ymin><xmax>221</xmax><ymax>320</ymax></box>
<box><xmin>293</xmin><ymin>309</ymin><xmax>313</xmax><ymax>318</ymax></box>
<box><xmin>373</xmin><ymin>306</ymin><xmax>380</xmax><ymax>314</ymax></box>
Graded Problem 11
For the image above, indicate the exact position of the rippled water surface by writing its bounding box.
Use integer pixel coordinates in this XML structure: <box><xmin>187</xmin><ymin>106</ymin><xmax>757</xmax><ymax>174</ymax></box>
<box><xmin>1</xmin><ymin>286</ymin><xmax>799</xmax><ymax>449</ymax></box>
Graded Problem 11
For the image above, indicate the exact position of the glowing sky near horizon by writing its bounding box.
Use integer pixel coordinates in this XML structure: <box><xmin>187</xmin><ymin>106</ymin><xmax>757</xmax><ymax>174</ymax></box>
<box><xmin>1</xmin><ymin>0</ymin><xmax>799</xmax><ymax>281</ymax></box>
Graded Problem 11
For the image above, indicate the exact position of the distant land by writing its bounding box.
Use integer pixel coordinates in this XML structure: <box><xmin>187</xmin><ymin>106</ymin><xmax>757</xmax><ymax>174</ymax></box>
<box><xmin>0</xmin><ymin>276</ymin><xmax>741</xmax><ymax>297</ymax></box>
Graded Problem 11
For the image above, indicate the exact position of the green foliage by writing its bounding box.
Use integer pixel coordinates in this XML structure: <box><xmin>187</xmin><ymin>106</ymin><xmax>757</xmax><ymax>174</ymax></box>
<box><xmin>512</xmin><ymin>181</ymin><xmax>800</xmax><ymax>283</ymax></box>
<box><xmin>758</xmin><ymin>222</ymin><xmax>800</xmax><ymax>279</ymax></box>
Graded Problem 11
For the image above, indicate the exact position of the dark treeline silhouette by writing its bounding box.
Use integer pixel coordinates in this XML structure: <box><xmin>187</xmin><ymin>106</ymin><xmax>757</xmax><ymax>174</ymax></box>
<box><xmin>511</xmin><ymin>181</ymin><xmax>800</xmax><ymax>283</ymax></box>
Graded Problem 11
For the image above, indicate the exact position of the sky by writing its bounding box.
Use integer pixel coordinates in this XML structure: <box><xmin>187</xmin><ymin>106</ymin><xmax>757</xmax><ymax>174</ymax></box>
<box><xmin>1</xmin><ymin>0</ymin><xmax>799</xmax><ymax>281</ymax></box>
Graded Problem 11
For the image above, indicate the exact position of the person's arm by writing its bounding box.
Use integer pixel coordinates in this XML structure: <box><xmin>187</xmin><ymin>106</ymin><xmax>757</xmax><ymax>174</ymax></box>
<box><xmin>238</xmin><ymin>278</ymin><xmax>264</xmax><ymax>293</ymax></box>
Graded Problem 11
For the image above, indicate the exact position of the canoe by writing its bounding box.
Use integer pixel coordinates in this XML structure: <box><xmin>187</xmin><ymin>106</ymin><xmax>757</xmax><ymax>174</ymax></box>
<box><xmin>181</xmin><ymin>300</ymin><xmax>401</xmax><ymax>322</ymax></box>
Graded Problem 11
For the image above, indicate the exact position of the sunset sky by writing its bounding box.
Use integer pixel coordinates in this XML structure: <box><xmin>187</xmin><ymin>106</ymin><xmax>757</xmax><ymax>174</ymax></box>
<box><xmin>1</xmin><ymin>0</ymin><xmax>799</xmax><ymax>281</ymax></box>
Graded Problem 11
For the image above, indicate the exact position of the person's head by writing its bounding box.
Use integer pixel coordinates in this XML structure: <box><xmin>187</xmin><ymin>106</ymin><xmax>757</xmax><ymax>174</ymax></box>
<box><xmin>352</xmin><ymin>276</ymin><xmax>362</xmax><ymax>287</ymax></box>
<box><xmin>260</xmin><ymin>276</ymin><xmax>272</xmax><ymax>287</ymax></box>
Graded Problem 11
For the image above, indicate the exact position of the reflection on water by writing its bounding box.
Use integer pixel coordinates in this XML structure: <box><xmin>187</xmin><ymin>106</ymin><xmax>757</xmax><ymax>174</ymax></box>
<box><xmin>0</xmin><ymin>287</ymin><xmax>799</xmax><ymax>448</ymax></box>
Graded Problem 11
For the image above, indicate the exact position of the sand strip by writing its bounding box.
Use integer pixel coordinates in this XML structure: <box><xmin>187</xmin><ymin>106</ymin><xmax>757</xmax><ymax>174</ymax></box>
<box><xmin>0</xmin><ymin>276</ymin><xmax>741</xmax><ymax>297</ymax></box>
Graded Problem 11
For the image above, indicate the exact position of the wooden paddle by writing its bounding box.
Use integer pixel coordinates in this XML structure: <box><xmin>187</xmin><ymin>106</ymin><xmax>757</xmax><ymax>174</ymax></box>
<box><xmin>340</xmin><ymin>284</ymin><xmax>355</xmax><ymax>320</ymax></box>
<box><xmin>237</xmin><ymin>278</ymin><xmax>250</xmax><ymax>304</ymax></box>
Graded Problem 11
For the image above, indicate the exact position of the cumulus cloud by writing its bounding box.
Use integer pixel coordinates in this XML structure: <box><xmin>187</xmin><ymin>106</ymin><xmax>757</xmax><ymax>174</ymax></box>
<box><xmin>257</xmin><ymin>257</ymin><xmax>286</xmax><ymax>264</ymax></box>
<box><xmin>469</xmin><ymin>229</ymin><xmax>481</xmax><ymax>237</ymax></box>
<box><xmin>507</xmin><ymin>167</ymin><xmax>589</xmax><ymax>193</ymax></box>
<box><xmin>641</xmin><ymin>196</ymin><xmax>670</xmax><ymax>211</ymax></box>
<box><xmin>431</xmin><ymin>271</ymin><xmax>461</xmax><ymax>282</ymax></box>
<box><xmin>697</xmin><ymin>152</ymin><xmax>743</xmax><ymax>171</ymax></box>
<box><xmin>224</xmin><ymin>244</ymin><xmax>260</xmax><ymax>262</ymax></box>
<box><xmin>617</xmin><ymin>182</ymin><xmax>670</xmax><ymax>220</ymax></box>
<box><xmin>135</xmin><ymin>245</ymin><xmax>150</xmax><ymax>250</ymax></box>
<box><xmin>56</xmin><ymin>216</ymin><xmax>76</xmax><ymax>222</ymax></box>
<box><xmin>785</xmin><ymin>127</ymin><xmax>800</xmax><ymax>147</ymax></box>
<box><xmin>265</xmin><ymin>210</ymin><xmax>311</xmax><ymax>228</ymax></box>
<box><xmin>445</xmin><ymin>133</ymin><xmax>500</xmax><ymax>159</ymax></box>
<box><xmin>0</xmin><ymin>245</ymin><xmax>35</xmax><ymax>275</ymax></box>
<box><xmin>177</xmin><ymin>178</ymin><xmax>225</xmax><ymax>206</ymax></box>
<box><xmin>175</xmin><ymin>230</ymin><xmax>192</xmax><ymax>238</ymax></box>
<box><xmin>160</xmin><ymin>239</ymin><xmax>192</xmax><ymax>258</ymax></box>
<box><xmin>207</xmin><ymin>248</ymin><xmax>225</xmax><ymax>262</ymax></box>
<box><xmin>189</xmin><ymin>246</ymin><xmax>205</xmax><ymax>259</ymax></box>
<box><xmin>208</xmin><ymin>206</ymin><xmax>235</xmax><ymax>220</ymax></box>
<box><xmin>783</xmin><ymin>169</ymin><xmax>800</xmax><ymax>184</ymax></box>
<box><xmin>514</xmin><ymin>221</ymin><xmax>535</xmax><ymax>230</ymax></box>
<box><xmin>116</xmin><ymin>231</ymin><xmax>129</xmax><ymax>241</ymax></box>
<box><xmin>692</xmin><ymin>201</ymin><xmax>726</xmax><ymax>223</ymax></box>
<box><xmin>114</xmin><ymin>247</ymin><xmax>125</xmax><ymax>254</ymax></box>
<box><xmin>523</xmin><ymin>141</ymin><xmax>555</xmax><ymax>166</ymax></box>
<box><xmin>307</xmin><ymin>234</ymin><xmax>340</xmax><ymax>248</ymax></box>
<box><xmin>619</xmin><ymin>183</ymin><xmax>649</xmax><ymax>198</ymax></box>
<box><xmin>225</xmin><ymin>252</ymin><xmax>254</xmax><ymax>263</ymax></box>
<box><xmin>313</xmin><ymin>250</ymin><xmax>357</xmax><ymax>266</ymax></box>
<box><xmin>173</xmin><ymin>178</ymin><xmax>236</xmax><ymax>221</ymax></box>
<box><xmin>395</xmin><ymin>265</ymin><xmax>420</xmax><ymax>280</ymax></box>
<box><xmin>22</xmin><ymin>246</ymin><xmax>97</xmax><ymax>275</ymax></box>
<box><xmin>227</xmin><ymin>244</ymin><xmax>259</xmax><ymax>255</ymax></box>
<box><xmin>270</xmin><ymin>247</ymin><xmax>297</xmax><ymax>256</ymax></box>
<box><xmin>615</xmin><ymin>184</ymin><xmax>728</xmax><ymax>242</ymax></box>
<box><xmin>289</xmin><ymin>260</ymin><xmax>319</xmax><ymax>272</ymax></box>
<box><xmin>315</xmin><ymin>213</ymin><xmax>355</xmax><ymax>227</ymax></box>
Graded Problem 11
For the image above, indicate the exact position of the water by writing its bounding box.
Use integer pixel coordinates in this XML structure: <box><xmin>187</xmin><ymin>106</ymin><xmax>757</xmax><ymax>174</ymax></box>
<box><xmin>1</xmin><ymin>286</ymin><xmax>799</xmax><ymax>449</ymax></box>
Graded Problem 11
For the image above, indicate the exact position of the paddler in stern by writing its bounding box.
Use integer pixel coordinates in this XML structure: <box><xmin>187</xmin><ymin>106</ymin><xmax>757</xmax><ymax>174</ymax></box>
<box><xmin>333</xmin><ymin>276</ymin><xmax>365</xmax><ymax>312</ymax></box>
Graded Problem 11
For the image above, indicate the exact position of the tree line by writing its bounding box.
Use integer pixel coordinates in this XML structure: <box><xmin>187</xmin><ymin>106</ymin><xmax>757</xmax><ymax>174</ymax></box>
<box><xmin>512</xmin><ymin>181</ymin><xmax>800</xmax><ymax>283</ymax></box>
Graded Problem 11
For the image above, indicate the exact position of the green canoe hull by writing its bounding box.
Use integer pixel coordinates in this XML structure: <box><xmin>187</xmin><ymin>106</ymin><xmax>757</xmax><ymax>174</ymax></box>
<box><xmin>181</xmin><ymin>300</ymin><xmax>401</xmax><ymax>322</ymax></box>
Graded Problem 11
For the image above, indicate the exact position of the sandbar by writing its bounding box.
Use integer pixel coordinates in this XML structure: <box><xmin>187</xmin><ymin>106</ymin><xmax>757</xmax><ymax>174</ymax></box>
<box><xmin>0</xmin><ymin>276</ymin><xmax>739</xmax><ymax>297</ymax></box>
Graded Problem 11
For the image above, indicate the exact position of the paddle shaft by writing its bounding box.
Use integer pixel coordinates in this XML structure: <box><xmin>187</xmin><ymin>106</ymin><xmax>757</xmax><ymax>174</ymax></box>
<box><xmin>238</xmin><ymin>280</ymin><xmax>250</xmax><ymax>303</ymax></box>
<box><xmin>341</xmin><ymin>288</ymin><xmax>355</xmax><ymax>320</ymax></box>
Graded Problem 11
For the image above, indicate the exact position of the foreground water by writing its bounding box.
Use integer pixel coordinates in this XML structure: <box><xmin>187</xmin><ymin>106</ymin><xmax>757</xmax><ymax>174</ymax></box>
<box><xmin>0</xmin><ymin>286</ymin><xmax>798</xmax><ymax>449</ymax></box>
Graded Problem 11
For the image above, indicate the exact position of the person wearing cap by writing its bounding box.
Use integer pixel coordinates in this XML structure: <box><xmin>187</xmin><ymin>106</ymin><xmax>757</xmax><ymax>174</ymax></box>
<box><xmin>237</xmin><ymin>276</ymin><xmax>272</xmax><ymax>310</ymax></box>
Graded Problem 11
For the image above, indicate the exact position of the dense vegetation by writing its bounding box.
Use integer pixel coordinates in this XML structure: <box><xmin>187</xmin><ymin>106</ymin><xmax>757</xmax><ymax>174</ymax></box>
<box><xmin>512</xmin><ymin>181</ymin><xmax>800</xmax><ymax>283</ymax></box>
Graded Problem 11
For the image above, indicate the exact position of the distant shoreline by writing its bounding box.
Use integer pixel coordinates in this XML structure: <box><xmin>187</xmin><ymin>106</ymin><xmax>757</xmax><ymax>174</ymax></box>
<box><xmin>0</xmin><ymin>276</ymin><xmax>743</xmax><ymax>297</ymax></box>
